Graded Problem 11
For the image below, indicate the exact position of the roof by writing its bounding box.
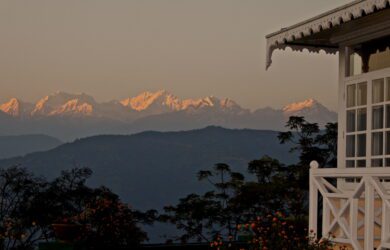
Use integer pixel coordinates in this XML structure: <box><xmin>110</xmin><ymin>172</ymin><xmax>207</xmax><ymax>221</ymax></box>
<box><xmin>265</xmin><ymin>0</ymin><xmax>390</xmax><ymax>69</ymax></box>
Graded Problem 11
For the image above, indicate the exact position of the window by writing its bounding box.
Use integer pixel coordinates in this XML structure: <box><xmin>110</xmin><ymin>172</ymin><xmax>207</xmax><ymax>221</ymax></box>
<box><xmin>372</xmin><ymin>132</ymin><xmax>383</xmax><ymax>156</ymax></box>
<box><xmin>357</xmin><ymin>82</ymin><xmax>367</xmax><ymax>105</ymax></box>
<box><xmin>345</xmin><ymin>72</ymin><xmax>390</xmax><ymax>168</ymax></box>
<box><xmin>368</xmin><ymin>78</ymin><xmax>390</xmax><ymax>167</ymax></box>
<box><xmin>347</xmin><ymin>84</ymin><xmax>356</xmax><ymax>107</ymax></box>
<box><xmin>347</xmin><ymin>110</ymin><xmax>355</xmax><ymax>132</ymax></box>
<box><xmin>346</xmin><ymin>82</ymin><xmax>368</xmax><ymax>169</ymax></box>
<box><xmin>372</xmin><ymin>79</ymin><xmax>384</xmax><ymax>103</ymax></box>
<box><xmin>346</xmin><ymin>135</ymin><xmax>355</xmax><ymax>157</ymax></box>
<box><xmin>386</xmin><ymin>131</ymin><xmax>390</xmax><ymax>155</ymax></box>
<box><xmin>357</xmin><ymin>134</ymin><xmax>366</xmax><ymax>157</ymax></box>
<box><xmin>372</xmin><ymin>158</ymin><xmax>383</xmax><ymax>167</ymax></box>
<box><xmin>357</xmin><ymin>160</ymin><xmax>366</xmax><ymax>168</ymax></box>
<box><xmin>357</xmin><ymin>108</ymin><xmax>366</xmax><ymax>131</ymax></box>
<box><xmin>372</xmin><ymin>106</ymin><xmax>384</xmax><ymax>129</ymax></box>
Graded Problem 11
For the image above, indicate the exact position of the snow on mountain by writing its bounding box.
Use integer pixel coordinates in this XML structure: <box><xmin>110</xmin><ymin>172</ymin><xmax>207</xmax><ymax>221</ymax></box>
<box><xmin>31</xmin><ymin>92</ymin><xmax>97</xmax><ymax>117</ymax></box>
<box><xmin>0</xmin><ymin>98</ymin><xmax>33</xmax><ymax>117</ymax></box>
<box><xmin>1</xmin><ymin>91</ymin><xmax>335</xmax><ymax>121</ymax></box>
<box><xmin>120</xmin><ymin>91</ymin><xmax>247</xmax><ymax>115</ymax></box>
<box><xmin>0</xmin><ymin>91</ymin><xmax>337</xmax><ymax>140</ymax></box>
<box><xmin>0</xmin><ymin>98</ymin><xmax>22</xmax><ymax>116</ymax></box>
<box><xmin>282</xmin><ymin>98</ymin><xmax>337</xmax><ymax>124</ymax></box>
<box><xmin>121</xmin><ymin>90</ymin><xmax>182</xmax><ymax>115</ymax></box>
<box><xmin>283</xmin><ymin>98</ymin><xmax>318</xmax><ymax>114</ymax></box>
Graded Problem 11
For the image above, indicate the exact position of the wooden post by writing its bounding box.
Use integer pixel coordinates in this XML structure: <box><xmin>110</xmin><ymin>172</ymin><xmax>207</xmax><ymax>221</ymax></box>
<box><xmin>364</xmin><ymin>177</ymin><xmax>374</xmax><ymax>250</ymax></box>
<box><xmin>309</xmin><ymin>161</ymin><xmax>319</xmax><ymax>238</ymax></box>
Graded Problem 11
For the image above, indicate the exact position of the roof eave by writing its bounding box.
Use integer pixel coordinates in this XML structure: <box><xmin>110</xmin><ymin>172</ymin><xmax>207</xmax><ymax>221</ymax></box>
<box><xmin>265</xmin><ymin>0</ymin><xmax>390</xmax><ymax>69</ymax></box>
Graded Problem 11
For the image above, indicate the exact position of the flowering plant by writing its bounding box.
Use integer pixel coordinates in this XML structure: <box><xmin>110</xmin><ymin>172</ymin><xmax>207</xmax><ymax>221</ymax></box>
<box><xmin>210</xmin><ymin>212</ymin><xmax>340</xmax><ymax>250</ymax></box>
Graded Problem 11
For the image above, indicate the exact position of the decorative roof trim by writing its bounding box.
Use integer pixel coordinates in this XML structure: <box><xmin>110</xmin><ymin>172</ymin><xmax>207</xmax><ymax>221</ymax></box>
<box><xmin>265</xmin><ymin>0</ymin><xmax>390</xmax><ymax>69</ymax></box>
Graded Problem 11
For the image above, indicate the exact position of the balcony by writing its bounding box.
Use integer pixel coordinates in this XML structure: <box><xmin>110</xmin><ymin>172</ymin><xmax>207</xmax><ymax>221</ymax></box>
<box><xmin>309</xmin><ymin>161</ymin><xmax>390</xmax><ymax>250</ymax></box>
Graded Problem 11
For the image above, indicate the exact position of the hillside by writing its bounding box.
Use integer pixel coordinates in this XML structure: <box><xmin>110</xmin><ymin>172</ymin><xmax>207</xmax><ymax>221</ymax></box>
<box><xmin>0</xmin><ymin>135</ymin><xmax>62</xmax><ymax>159</ymax></box>
<box><xmin>0</xmin><ymin>127</ymin><xmax>297</xmax><ymax>211</ymax></box>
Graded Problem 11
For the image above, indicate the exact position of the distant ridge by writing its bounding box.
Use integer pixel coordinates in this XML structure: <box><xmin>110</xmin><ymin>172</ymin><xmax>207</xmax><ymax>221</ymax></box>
<box><xmin>0</xmin><ymin>91</ymin><xmax>337</xmax><ymax>140</ymax></box>
<box><xmin>0</xmin><ymin>134</ymin><xmax>62</xmax><ymax>159</ymax></box>
<box><xmin>0</xmin><ymin>126</ymin><xmax>297</xmax><ymax>211</ymax></box>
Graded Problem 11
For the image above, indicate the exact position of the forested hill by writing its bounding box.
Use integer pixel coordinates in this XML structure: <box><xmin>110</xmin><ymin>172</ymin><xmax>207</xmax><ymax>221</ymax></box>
<box><xmin>0</xmin><ymin>126</ymin><xmax>297</xmax><ymax>210</ymax></box>
<box><xmin>0</xmin><ymin>134</ymin><xmax>62</xmax><ymax>159</ymax></box>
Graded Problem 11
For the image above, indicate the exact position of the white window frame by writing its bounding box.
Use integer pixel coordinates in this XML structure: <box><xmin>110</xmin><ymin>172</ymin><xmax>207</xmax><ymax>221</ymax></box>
<box><xmin>340</xmin><ymin>67</ymin><xmax>390</xmax><ymax>190</ymax></box>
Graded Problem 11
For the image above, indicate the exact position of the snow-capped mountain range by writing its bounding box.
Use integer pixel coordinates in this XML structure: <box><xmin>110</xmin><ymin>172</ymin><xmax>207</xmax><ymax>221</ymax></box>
<box><xmin>0</xmin><ymin>90</ymin><xmax>246</xmax><ymax>118</ymax></box>
<box><xmin>0</xmin><ymin>90</ymin><xmax>336</xmax><ymax>141</ymax></box>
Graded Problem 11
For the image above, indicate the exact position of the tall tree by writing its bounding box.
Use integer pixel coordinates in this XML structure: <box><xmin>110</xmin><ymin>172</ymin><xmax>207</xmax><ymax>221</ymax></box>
<box><xmin>278</xmin><ymin>116</ymin><xmax>337</xmax><ymax>167</ymax></box>
<box><xmin>162</xmin><ymin>163</ymin><xmax>245</xmax><ymax>243</ymax></box>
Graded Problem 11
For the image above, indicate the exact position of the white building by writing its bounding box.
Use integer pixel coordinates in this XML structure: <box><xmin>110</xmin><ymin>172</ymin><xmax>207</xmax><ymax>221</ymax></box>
<box><xmin>266</xmin><ymin>1</ymin><xmax>390</xmax><ymax>249</ymax></box>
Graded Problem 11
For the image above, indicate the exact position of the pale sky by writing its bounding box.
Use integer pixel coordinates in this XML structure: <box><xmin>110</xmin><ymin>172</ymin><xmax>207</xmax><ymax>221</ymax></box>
<box><xmin>0</xmin><ymin>0</ymin><xmax>350</xmax><ymax>111</ymax></box>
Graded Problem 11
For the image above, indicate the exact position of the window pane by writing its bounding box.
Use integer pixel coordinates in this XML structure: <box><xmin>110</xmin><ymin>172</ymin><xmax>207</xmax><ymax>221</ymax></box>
<box><xmin>386</xmin><ymin>158</ymin><xmax>390</xmax><ymax>167</ymax></box>
<box><xmin>387</xmin><ymin>78</ymin><xmax>390</xmax><ymax>101</ymax></box>
<box><xmin>372</xmin><ymin>158</ymin><xmax>383</xmax><ymax>167</ymax></box>
<box><xmin>386</xmin><ymin>105</ymin><xmax>390</xmax><ymax>128</ymax></box>
<box><xmin>386</xmin><ymin>131</ymin><xmax>390</xmax><ymax>155</ymax></box>
<box><xmin>357</xmin><ymin>134</ymin><xmax>366</xmax><ymax>157</ymax></box>
<box><xmin>372</xmin><ymin>78</ymin><xmax>384</xmax><ymax>103</ymax></box>
<box><xmin>357</xmin><ymin>82</ymin><xmax>367</xmax><ymax>105</ymax></box>
<box><xmin>357</xmin><ymin>108</ymin><xmax>366</xmax><ymax>131</ymax></box>
<box><xmin>347</xmin><ymin>110</ymin><xmax>356</xmax><ymax>132</ymax></box>
<box><xmin>347</xmin><ymin>84</ymin><xmax>356</xmax><ymax>107</ymax></box>
<box><xmin>346</xmin><ymin>160</ymin><xmax>355</xmax><ymax>168</ymax></box>
<box><xmin>372</xmin><ymin>132</ymin><xmax>383</xmax><ymax>156</ymax></box>
<box><xmin>346</xmin><ymin>135</ymin><xmax>355</xmax><ymax>157</ymax></box>
<box><xmin>357</xmin><ymin>160</ymin><xmax>366</xmax><ymax>168</ymax></box>
<box><xmin>372</xmin><ymin>106</ymin><xmax>384</xmax><ymax>129</ymax></box>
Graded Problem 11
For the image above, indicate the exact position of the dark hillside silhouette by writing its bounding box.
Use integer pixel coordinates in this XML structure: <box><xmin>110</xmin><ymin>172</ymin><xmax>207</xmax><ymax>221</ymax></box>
<box><xmin>0</xmin><ymin>126</ymin><xmax>297</xmax><ymax>212</ymax></box>
<box><xmin>0</xmin><ymin>135</ymin><xmax>62</xmax><ymax>159</ymax></box>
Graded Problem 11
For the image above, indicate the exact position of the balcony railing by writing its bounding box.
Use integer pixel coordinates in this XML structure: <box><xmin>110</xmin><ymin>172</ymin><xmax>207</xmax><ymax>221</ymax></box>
<box><xmin>309</xmin><ymin>161</ymin><xmax>390</xmax><ymax>250</ymax></box>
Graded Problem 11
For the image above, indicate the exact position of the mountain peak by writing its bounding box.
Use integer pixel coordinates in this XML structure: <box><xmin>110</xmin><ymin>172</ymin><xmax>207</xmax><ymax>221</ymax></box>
<box><xmin>282</xmin><ymin>99</ymin><xmax>319</xmax><ymax>113</ymax></box>
<box><xmin>32</xmin><ymin>92</ymin><xmax>96</xmax><ymax>116</ymax></box>
<box><xmin>121</xmin><ymin>90</ymin><xmax>174</xmax><ymax>112</ymax></box>
<box><xmin>0</xmin><ymin>98</ymin><xmax>22</xmax><ymax>116</ymax></box>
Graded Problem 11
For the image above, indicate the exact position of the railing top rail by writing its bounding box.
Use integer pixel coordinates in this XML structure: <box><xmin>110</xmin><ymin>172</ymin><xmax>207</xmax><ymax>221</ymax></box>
<box><xmin>310</xmin><ymin>167</ymin><xmax>390</xmax><ymax>177</ymax></box>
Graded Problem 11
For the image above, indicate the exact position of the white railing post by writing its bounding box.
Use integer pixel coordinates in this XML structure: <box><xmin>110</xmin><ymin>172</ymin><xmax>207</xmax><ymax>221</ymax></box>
<box><xmin>309</xmin><ymin>161</ymin><xmax>319</xmax><ymax>237</ymax></box>
<box><xmin>322</xmin><ymin>200</ymin><xmax>330</xmax><ymax>238</ymax></box>
<box><xmin>364</xmin><ymin>177</ymin><xmax>374</xmax><ymax>250</ymax></box>
<box><xmin>350</xmin><ymin>196</ymin><xmax>359</xmax><ymax>249</ymax></box>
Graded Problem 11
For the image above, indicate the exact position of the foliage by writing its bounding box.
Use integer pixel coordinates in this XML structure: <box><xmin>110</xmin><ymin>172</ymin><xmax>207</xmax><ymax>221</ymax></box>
<box><xmin>235</xmin><ymin>212</ymin><xmax>333</xmax><ymax>250</ymax></box>
<box><xmin>208</xmin><ymin>212</ymin><xmax>336</xmax><ymax>250</ymax></box>
<box><xmin>163</xmin><ymin>117</ymin><xmax>338</xmax><ymax>246</ymax></box>
<box><xmin>78</xmin><ymin>187</ymin><xmax>150</xmax><ymax>249</ymax></box>
<box><xmin>278</xmin><ymin>116</ymin><xmax>337</xmax><ymax>167</ymax></box>
<box><xmin>0</xmin><ymin>166</ymin><xmax>46</xmax><ymax>250</ymax></box>
<box><xmin>0</xmin><ymin>166</ymin><xmax>152</xmax><ymax>250</ymax></box>
<box><xmin>162</xmin><ymin>163</ymin><xmax>245</xmax><ymax>243</ymax></box>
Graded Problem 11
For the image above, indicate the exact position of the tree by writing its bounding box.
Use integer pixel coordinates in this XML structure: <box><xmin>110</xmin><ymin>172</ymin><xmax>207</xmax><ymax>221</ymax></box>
<box><xmin>278</xmin><ymin>116</ymin><xmax>337</xmax><ymax>167</ymax></box>
<box><xmin>162</xmin><ymin>163</ymin><xmax>245</xmax><ymax>243</ymax></box>
<box><xmin>236</xmin><ymin>155</ymin><xmax>289</xmax><ymax>217</ymax></box>
<box><xmin>0</xmin><ymin>166</ymin><xmax>46</xmax><ymax>250</ymax></box>
<box><xmin>80</xmin><ymin>187</ymin><xmax>150</xmax><ymax>249</ymax></box>
<box><xmin>277</xmin><ymin>117</ymin><xmax>338</xmax><ymax>217</ymax></box>
<box><xmin>0</xmin><ymin>166</ymin><xmax>153</xmax><ymax>250</ymax></box>
<box><xmin>163</xmin><ymin>116</ymin><xmax>338</xmax><ymax>245</ymax></box>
